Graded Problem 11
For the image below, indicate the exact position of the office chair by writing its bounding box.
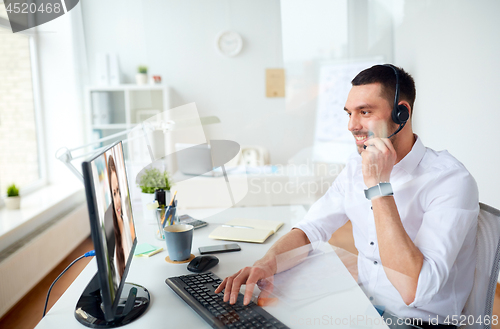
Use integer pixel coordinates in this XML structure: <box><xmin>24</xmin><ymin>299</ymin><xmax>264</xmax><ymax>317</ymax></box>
<box><xmin>461</xmin><ymin>203</ymin><xmax>500</xmax><ymax>329</ymax></box>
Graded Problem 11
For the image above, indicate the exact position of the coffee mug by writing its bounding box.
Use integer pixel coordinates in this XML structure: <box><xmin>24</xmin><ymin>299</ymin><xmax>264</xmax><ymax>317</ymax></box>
<box><xmin>164</xmin><ymin>224</ymin><xmax>194</xmax><ymax>261</ymax></box>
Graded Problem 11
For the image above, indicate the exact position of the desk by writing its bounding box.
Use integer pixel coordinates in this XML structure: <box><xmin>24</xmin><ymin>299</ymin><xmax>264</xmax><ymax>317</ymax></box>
<box><xmin>35</xmin><ymin>206</ymin><xmax>388</xmax><ymax>329</ymax></box>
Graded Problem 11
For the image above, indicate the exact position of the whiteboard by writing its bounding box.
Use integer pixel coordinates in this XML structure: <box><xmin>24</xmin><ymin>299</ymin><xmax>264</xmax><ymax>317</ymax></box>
<box><xmin>313</xmin><ymin>60</ymin><xmax>382</xmax><ymax>163</ymax></box>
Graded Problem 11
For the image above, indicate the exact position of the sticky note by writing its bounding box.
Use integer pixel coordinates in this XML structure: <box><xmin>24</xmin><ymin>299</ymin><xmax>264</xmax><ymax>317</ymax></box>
<box><xmin>134</xmin><ymin>243</ymin><xmax>158</xmax><ymax>256</ymax></box>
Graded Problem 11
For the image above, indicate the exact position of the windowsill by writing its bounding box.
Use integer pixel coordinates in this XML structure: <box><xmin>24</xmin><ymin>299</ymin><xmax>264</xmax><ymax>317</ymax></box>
<box><xmin>0</xmin><ymin>182</ymin><xmax>85</xmax><ymax>253</ymax></box>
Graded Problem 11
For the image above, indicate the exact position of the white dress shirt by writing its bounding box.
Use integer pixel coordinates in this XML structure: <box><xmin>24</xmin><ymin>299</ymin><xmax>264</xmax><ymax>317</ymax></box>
<box><xmin>294</xmin><ymin>136</ymin><xmax>479</xmax><ymax>321</ymax></box>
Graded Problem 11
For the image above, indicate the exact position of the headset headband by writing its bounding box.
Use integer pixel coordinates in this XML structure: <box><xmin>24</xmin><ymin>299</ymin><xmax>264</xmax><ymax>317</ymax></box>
<box><xmin>383</xmin><ymin>64</ymin><xmax>400</xmax><ymax>112</ymax></box>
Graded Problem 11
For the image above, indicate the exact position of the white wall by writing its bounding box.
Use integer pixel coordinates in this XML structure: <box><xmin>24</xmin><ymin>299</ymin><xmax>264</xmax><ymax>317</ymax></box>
<box><xmin>79</xmin><ymin>0</ymin><xmax>500</xmax><ymax>208</ymax></box>
<box><xmin>281</xmin><ymin>0</ymin><xmax>348</xmax><ymax>63</ymax></box>
<box><xmin>80</xmin><ymin>0</ymin><xmax>312</xmax><ymax>165</ymax></box>
<box><xmin>394</xmin><ymin>0</ymin><xmax>500</xmax><ymax>209</ymax></box>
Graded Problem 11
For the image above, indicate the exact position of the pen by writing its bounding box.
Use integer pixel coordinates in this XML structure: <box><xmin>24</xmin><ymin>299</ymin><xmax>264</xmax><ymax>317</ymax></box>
<box><xmin>169</xmin><ymin>191</ymin><xmax>177</xmax><ymax>225</ymax></box>
<box><xmin>166</xmin><ymin>208</ymin><xmax>174</xmax><ymax>226</ymax></box>
<box><xmin>170</xmin><ymin>191</ymin><xmax>177</xmax><ymax>206</ymax></box>
<box><xmin>161</xmin><ymin>191</ymin><xmax>177</xmax><ymax>227</ymax></box>
<box><xmin>164</xmin><ymin>191</ymin><xmax>179</xmax><ymax>227</ymax></box>
<box><xmin>162</xmin><ymin>205</ymin><xmax>171</xmax><ymax>228</ymax></box>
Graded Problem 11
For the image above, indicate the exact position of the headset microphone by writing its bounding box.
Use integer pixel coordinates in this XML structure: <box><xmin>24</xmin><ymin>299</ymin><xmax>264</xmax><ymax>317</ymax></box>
<box><xmin>387</xmin><ymin>120</ymin><xmax>407</xmax><ymax>139</ymax></box>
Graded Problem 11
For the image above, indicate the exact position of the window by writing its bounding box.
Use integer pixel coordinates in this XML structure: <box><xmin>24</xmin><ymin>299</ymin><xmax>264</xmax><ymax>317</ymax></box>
<box><xmin>0</xmin><ymin>1</ymin><xmax>45</xmax><ymax>198</ymax></box>
<box><xmin>0</xmin><ymin>0</ymin><xmax>6</xmax><ymax>20</ymax></box>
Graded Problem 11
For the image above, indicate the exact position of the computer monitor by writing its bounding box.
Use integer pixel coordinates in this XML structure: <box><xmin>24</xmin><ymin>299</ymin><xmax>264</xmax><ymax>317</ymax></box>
<box><xmin>75</xmin><ymin>141</ymin><xmax>150</xmax><ymax>328</ymax></box>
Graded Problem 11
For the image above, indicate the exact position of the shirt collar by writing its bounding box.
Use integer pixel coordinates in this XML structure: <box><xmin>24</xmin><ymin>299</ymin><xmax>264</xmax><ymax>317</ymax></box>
<box><xmin>394</xmin><ymin>134</ymin><xmax>426</xmax><ymax>175</ymax></box>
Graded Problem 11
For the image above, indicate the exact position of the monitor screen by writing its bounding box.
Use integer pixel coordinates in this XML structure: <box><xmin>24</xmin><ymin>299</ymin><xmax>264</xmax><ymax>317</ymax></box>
<box><xmin>82</xmin><ymin>141</ymin><xmax>137</xmax><ymax>321</ymax></box>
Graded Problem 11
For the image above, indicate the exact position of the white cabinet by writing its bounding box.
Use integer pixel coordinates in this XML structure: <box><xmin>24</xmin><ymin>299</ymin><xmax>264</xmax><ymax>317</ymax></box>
<box><xmin>85</xmin><ymin>84</ymin><xmax>170</xmax><ymax>158</ymax></box>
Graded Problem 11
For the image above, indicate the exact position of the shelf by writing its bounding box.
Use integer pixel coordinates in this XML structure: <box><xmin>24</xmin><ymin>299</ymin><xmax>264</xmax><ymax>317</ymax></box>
<box><xmin>85</xmin><ymin>84</ymin><xmax>170</xmax><ymax>162</ymax></box>
<box><xmin>87</xmin><ymin>84</ymin><xmax>168</xmax><ymax>92</ymax></box>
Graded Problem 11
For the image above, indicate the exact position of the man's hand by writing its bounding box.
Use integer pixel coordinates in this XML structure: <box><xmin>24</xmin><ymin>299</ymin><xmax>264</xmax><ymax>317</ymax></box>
<box><xmin>215</xmin><ymin>261</ymin><xmax>275</xmax><ymax>305</ymax></box>
<box><xmin>214</xmin><ymin>229</ymin><xmax>310</xmax><ymax>306</ymax></box>
<box><xmin>362</xmin><ymin>137</ymin><xmax>397</xmax><ymax>188</ymax></box>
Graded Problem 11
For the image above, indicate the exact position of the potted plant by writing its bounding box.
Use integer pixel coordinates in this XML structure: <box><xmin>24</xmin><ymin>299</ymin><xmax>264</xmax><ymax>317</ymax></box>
<box><xmin>136</xmin><ymin>65</ymin><xmax>148</xmax><ymax>85</ymax></box>
<box><xmin>5</xmin><ymin>184</ymin><xmax>20</xmax><ymax>210</ymax></box>
<box><xmin>138</xmin><ymin>168</ymin><xmax>171</xmax><ymax>223</ymax></box>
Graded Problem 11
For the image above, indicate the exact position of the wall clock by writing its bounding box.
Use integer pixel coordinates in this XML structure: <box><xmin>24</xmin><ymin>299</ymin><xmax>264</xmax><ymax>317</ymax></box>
<box><xmin>216</xmin><ymin>31</ymin><xmax>243</xmax><ymax>57</ymax></box>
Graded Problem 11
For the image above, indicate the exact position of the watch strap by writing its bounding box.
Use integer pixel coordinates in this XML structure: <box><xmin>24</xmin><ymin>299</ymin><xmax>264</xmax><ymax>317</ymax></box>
<box><xmin>364</xmin><ymin>182</ymin><xmax>393</xmax><ymax>200</ymax></box>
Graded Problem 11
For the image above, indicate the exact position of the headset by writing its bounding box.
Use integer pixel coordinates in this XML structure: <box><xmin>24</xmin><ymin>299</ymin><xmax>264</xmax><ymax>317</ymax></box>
<box><xmin>384</xmin><ymin>64</ymin><xmax>410</xmax><ymax>138</ymax></box>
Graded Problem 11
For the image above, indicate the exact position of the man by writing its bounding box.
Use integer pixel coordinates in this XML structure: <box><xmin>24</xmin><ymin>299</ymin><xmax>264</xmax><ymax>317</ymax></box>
<box><xmin>216</xmin><ymin>65</ymin><xmax>479</xmax><ymax>327</ymax></box>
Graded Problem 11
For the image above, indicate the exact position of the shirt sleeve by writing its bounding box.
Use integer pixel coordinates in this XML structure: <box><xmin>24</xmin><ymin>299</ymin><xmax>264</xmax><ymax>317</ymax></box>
<box><xmin>293</xmin><ymin>168</ymin><xmax>349</xmax><ymax>246</ymax></box>
<box><xmin>409</xmin><ymin>164</ymin><xmax>479</xmax><ymax>307</ymax></box>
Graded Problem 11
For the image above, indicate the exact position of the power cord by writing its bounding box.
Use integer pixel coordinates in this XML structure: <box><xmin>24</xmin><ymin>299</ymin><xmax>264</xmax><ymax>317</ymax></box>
<box><xmin>42</xmin><ymin>250</ymin><xmax>95</xmax><ymax>317</ymax></box>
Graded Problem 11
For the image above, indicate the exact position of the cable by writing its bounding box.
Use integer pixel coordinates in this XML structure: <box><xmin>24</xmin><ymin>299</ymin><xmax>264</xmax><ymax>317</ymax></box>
<box><xmin>42</xmin><ymin>250</ymin><xmax>95</xmax><ymax>317</ymax></box>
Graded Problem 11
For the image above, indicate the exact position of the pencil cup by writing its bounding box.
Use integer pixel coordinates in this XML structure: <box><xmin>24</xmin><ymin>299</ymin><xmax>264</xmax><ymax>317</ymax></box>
<box><xmin>164</xmin><ymin>224</ymin><xmax>194</xmax><ymax>261</ymax></box>
<box><xmin>155</xmin><ymin>208</ymin><xmax>166</xmax><ymax>240</ymax></box>
<box><xmin>155</xmin><ymin>206</ymin><xmax>178</xmax><ymax>240</ymax></box>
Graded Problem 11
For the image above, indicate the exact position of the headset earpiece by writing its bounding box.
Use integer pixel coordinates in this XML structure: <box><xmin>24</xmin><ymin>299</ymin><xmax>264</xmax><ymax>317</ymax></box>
<box><xmin>392</xmin><ymin>104</ymin><xmax>409</xmax><ymax>125</ymax></box>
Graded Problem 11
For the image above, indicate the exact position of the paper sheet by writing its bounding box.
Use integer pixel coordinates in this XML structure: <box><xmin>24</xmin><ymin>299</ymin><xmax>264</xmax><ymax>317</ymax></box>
<box><xmin>266</xmin><ymin>248</ymin><xmax>358</xmax><ymax>308</ymax></box>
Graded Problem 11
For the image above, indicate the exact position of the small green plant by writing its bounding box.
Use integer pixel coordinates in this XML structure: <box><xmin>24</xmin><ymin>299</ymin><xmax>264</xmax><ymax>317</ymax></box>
<box><xmin>7</xmin><ymin>184</ymin><xmax>19</xmax><ymax>197</ymax></box>
<box><xmin>138</xmin><ymin>66</ymin><xmax>148</xmax><ymax>74</ymax></box>
<box><xmin>138</xmin><ymin>168</ymin><xmax>171</xmax><ymax>194</ymax></box>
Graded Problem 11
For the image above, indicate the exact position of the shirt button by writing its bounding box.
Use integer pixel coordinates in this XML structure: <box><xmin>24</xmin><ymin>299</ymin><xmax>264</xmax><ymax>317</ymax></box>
<box><xmin>369</xmin><ymin>296</ymin><xmax>374</xmax><ymax>301</ymax></box>
<box><xmin>370</xmin><ymin>241</ymin><xmax>374</xmax><ymax>246</ymax></box>
<box><xmin>371</xmin><ymin>206</ymin><xmax>373</xmax><ymax>210</ymax></box>
<box><xmin>374</xmin><ymin>261</ymin><xmax>378</xmax><ymax>265</ymax></box>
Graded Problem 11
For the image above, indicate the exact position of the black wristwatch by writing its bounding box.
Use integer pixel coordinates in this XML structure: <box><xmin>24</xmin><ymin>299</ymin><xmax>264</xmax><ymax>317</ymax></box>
<box><xmin>364</xmin><ymin>182</ymin><xmax>393</xmax><ymax>200</ymax></box>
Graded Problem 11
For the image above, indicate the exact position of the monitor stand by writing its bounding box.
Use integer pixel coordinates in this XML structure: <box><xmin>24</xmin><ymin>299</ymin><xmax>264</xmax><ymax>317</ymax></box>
<box><xmin>75</xmin><ymin>273</ymin><xmax>150</xmax><ymax>328</ymax></box>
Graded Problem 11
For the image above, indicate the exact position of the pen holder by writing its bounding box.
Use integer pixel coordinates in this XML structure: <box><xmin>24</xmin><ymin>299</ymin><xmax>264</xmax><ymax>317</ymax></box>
<box><xmin>155</xmin><ymin>206</ymin><xmax>178</xmax><ymax>240</ymax></box>
<box><xmin>156</xmin><ymin>208</ymin><xmax>165</xmax><ymax>240</ymax></box>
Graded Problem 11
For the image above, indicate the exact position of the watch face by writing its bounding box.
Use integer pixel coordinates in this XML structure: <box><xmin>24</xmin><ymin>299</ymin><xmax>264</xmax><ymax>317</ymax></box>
<box><xmin>216</xmin><ymin>31</ymin><xmax>243</xmax><ymax>57</ymax></box>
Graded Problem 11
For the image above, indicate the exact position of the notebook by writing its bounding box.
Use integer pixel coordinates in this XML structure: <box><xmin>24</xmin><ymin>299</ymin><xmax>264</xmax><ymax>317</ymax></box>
<box><xmin>209</xmin><ymin>218</ymin><xmax>284</xmax><ymax>243</ymax></box>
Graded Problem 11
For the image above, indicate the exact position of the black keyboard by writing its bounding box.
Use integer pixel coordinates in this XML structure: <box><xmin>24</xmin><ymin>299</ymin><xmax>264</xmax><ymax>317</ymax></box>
<box><xmin>165</xmin><ymin>272</ymin><xmax>289</xmax><ymax>329</ymax></box>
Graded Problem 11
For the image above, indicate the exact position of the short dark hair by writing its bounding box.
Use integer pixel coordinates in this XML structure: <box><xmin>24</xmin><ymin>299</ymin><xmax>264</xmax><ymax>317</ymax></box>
<box><xmin>351</xmin><ymin>65</ymin><xmax>416</xmax><ymax>115</ymax></box>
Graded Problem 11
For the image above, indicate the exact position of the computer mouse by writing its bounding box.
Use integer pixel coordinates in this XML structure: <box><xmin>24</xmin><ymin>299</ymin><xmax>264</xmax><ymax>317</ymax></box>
<box><xmin>187</xmin><ymin>255</ymin><xmax>219</xmax><ymax>273</ymax></box>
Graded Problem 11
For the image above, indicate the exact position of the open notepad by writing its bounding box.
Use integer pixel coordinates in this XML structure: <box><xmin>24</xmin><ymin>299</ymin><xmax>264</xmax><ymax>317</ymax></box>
<box><xmin>209</xmin><ymin>218</ymin><xmax>284</xmax><ymax>243</ymax></box>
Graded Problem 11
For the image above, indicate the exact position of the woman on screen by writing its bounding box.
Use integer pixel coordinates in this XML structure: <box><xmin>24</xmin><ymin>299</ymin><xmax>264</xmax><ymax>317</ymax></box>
<box><xmin>107</xmin><ymin>154</ymin><xmax>134</xmax><ymax>278</ymax></box>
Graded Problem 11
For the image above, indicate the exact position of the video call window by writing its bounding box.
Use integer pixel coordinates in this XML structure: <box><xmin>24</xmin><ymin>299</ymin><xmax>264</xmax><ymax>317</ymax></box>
<box><xmin>89</xmin><ymin>143</ymin><xmax>136</xmax><ymax>302</ymax></box>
